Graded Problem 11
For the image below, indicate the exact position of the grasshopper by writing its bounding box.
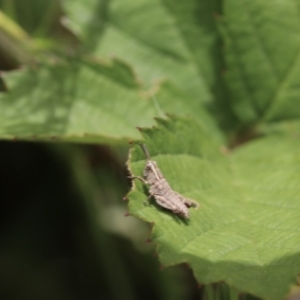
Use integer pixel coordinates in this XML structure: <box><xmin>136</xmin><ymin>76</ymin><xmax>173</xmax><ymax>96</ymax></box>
<box><xmin>130</xmin><ymin>144</ymin><xmax>199</xmax><ymax>218</ymax></box>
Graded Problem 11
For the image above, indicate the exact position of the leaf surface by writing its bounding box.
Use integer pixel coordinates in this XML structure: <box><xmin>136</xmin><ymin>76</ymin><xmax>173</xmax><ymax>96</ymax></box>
<box><xmin>0</xmin><ymin>59</ymin><xmax>220</xmax><ymax>143</ymax></box>
<box><xmin>128</xmin><ymin>116</ymin><xmax>300</xmax><ymax>299</ymax></box>
<box><xmin>222</xmin><ymin>0</ymin><xmax>300</xmax><ymax>124</ymax></box>
<box><xmin>0</xmin><ymin>0</ymin><xmax>224</xmax><ymax>143</ymax></box>
<box><xmin>0</xmin><ymin>60</ymin><xmax>152</xmax><ymax>142</ymax></box>
<box><xmin>63</xmin><ymin>0</ymin><xmax>221</xmax><ymax>104</ymax></box>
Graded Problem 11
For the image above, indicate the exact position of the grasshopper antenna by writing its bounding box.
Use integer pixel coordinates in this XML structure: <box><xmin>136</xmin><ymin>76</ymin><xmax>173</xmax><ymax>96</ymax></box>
<box><xmin>139</xmin><ymin>143</ymin><xmax>151</xmax><ymax>161</ymax></box>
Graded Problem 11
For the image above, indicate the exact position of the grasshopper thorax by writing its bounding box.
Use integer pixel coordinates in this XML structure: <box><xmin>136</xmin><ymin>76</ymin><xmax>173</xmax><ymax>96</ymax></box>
<box><xmin>144</xmin><ymin>160</ymin><xmax>163</xmax><ymax>184</ymax></box>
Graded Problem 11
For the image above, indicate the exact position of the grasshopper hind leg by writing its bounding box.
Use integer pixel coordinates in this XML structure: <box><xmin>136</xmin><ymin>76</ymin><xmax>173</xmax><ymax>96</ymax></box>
<box><xmin>154</xmin><ymin>195</ymin><xmax>189</xmax><ymax>218</ymax></box>
<box><xmin>184</xmin><ymin>198</ymin><xmax>200</xmax><ymax>209</ymax></box>
<box><xmin>174</xmin><ymin>192</ymin><xmax>200</xmax><ymax>209</ymax></box>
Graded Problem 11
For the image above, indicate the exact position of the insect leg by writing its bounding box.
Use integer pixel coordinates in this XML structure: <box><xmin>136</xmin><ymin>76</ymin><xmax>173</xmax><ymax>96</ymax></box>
<box><xmin>128</xmin><ymin>175</ymin><xmax>152</xmax><ymax>206</ymax></box>
<box><xmin>143</xmin><ymin>193</ymin><xmax>154</xmax><ymax>206</ymax></box>
<box><xmin>128</xmin><ymin>175</ymin><xmax>148</xmax><ymax>185</ymax></box>
<box><xmin>173</xmin><ymin>192</ymin><xmax>200</xmax><ymax>209</ymax></box>
<box><xmin>154</xmin><ymin>195</ymin><xmax>189</xmax><ymax>218</ymax></box>
<box><xmin>184</xmin><ymin>198</ymin><xmax>200</xmax><ymax>209</ymax></box>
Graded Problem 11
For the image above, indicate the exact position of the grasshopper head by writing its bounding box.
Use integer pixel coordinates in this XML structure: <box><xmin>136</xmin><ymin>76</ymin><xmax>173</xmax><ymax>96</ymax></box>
<box><xmin>146</xmin><ymin>160</ymin><xmax>157</xmax><ymax>168</ymax></box>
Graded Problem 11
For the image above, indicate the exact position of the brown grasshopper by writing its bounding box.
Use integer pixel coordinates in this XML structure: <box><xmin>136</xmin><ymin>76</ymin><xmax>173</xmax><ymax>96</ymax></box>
<box><xmin>130</xmin><ymin>144</ymin><xmax>199</xmax><ymax>218</ymax></box>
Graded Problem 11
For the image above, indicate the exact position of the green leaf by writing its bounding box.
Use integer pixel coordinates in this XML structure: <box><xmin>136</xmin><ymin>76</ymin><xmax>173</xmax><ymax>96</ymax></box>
<box><xmin>0</xmin><ymin>0</ymin><xmax>60</xmax><ymax>36</ymax></box>
<box><xmin>222</xmin><ymin>0</ymin><xmax>300</xmax><ymax>124</ymax></box>
<box><xmin>128</xmin><ymin>116</ymin><xmax>300</xmax><ymax>299</ymax></box>
<box><xmin>61</xmin><ymin>0</ymin><xmax>107</xmax><ymax>44</ymax></box>
<box><xmin>0</xmin><ymin>59</ymin><xmax>221</xmax><ymax>143</ymax></box>
<box><xmin>0</xmin><ymin>60</ymin><xmax>150</xmax><ymax>142</ymax></box>
<box><xmin>63</xmin><ymin>0</ymin><xmax>221</xmax><ymax>105</ymax></box>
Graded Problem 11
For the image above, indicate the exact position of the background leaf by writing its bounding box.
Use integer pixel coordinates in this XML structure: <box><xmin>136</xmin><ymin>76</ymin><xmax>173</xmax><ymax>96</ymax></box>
<box><xmin>0</xmin><ymin>59</ymin><xmax>221</xmax><ymax>143</ymax></box>
<box><xmin>63</xmin><ymin>0</ymin><xmax>221</xmax><ymax>104</ymax></box>
<box><xmin>0</xmin><ymin>60</ymin><xmax>154</xmax><ymax>142</ymax></box>
<box><xmin>128</xmin><ymin>116</ymin><xmax>300</xmax><ymax>299</ymax></box>
<box><xmin>222</xmin><ymin>0</ymin><xmax>300</xmax><ymax>124</ymax></box>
